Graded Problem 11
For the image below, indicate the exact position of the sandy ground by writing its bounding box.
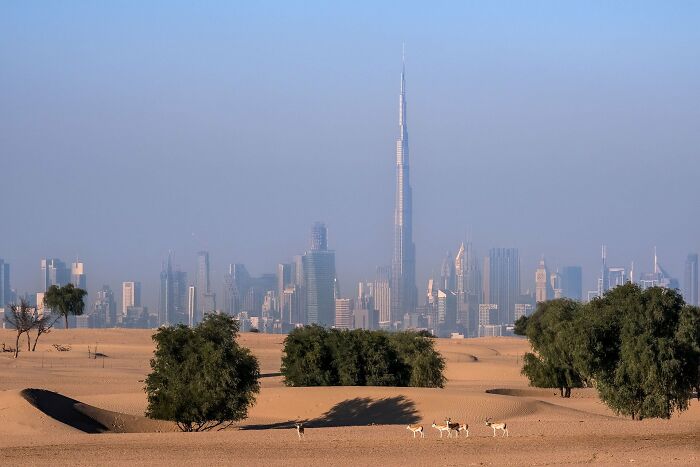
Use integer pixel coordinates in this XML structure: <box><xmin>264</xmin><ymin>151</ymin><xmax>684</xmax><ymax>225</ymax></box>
<box><xmin>0</xmin><ymin>329</ymin><xmax>697</xmax><ymax>465</ymax></box>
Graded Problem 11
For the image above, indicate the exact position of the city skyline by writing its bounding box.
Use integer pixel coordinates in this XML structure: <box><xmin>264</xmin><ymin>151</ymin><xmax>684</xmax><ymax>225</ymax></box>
<box><xmin>2</xmin><ymin>2</ymin><xmax>699</xmax><ymax>313</ymax></box>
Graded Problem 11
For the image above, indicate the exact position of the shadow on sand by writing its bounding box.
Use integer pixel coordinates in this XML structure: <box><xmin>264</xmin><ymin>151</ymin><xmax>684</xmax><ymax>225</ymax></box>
<box><xmin>241</xmin><ymin>395</ymin><xmax>419</xmax><ymax>430</ymax></box>
<box><xmin>21</xmin><ymin>388</ymin><xmax>109</xmax><ymax>433</ymax></box>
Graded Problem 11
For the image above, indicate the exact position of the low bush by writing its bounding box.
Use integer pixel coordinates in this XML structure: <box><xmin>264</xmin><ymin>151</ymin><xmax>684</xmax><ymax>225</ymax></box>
<box><xmin>281</xmin><ymin>326</ymin><xmax>445</xmax><ymax>388</ymax></box>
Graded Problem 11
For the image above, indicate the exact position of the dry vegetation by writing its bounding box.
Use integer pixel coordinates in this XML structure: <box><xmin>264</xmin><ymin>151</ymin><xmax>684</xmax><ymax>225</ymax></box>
<box><xmin>0</xmin><ymin>328</ymin><xmax>697</xmax><ymax>465</ymax></box>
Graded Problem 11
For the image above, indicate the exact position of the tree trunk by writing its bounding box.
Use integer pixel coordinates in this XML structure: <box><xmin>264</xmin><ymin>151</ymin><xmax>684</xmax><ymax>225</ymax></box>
<box><xmin>14</xmin><ymin>332</ymin><xmax>20</xmax><ymax>358</ymax></box>
<box><xmin>564</xmin><ymin>387</ymin><xmax>571</xmax><ymax>398</ymax></box>
<box><xmin>26</xmin><ymin>332</ymin><xmax>31</xmax><ymax>351</ymax></box>
<box><xmin>559</xmin><ymin>387</ymin><xmax>564</xmax><ymax>397</ymax></box>
<box><xmin>64</xmin><ymin>314</ymin><xmax>69</xmax><ymax>329</ymax></box>
<box><xmin>32</xmin><ymin>331</ymin><xmax>40</xmax><ymax>351</ymax></box>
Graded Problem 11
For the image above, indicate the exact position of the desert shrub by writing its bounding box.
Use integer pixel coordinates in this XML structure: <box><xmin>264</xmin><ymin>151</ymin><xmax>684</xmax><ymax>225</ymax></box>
<box><xmin>145</xmin><ymin>313</ymin><xmax>260</xmax><ymax>431</ymax></box>
<box><xmin>281</xmin><ymin>326</ymin><xmax>445</xmax><ymax>388</ymax></box>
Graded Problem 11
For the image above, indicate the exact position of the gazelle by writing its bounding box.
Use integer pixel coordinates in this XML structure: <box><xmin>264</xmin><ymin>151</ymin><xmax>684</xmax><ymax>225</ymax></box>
<box><xmin>431</xmin><ymin>421</ymin><xmax>452</xmax><ymax>438</ymax></box>
<box><xmin>485</xmin><ymin>418</ymin><xmax>508</xmax><ymax>437</ymax></box>
<box><xmin>406</xmin><ymin>424</ymin><xmax>425</xmax><ymax>438</ymax></box>
<box><xmin>294</xmin><ymin>423</ymin><xmax>305</xmax><ymax>440</ymax></box>
<box><xmin>445</xmin><ymin>418</ymin><xmax>468</xmax><ymax>438</ymax></box>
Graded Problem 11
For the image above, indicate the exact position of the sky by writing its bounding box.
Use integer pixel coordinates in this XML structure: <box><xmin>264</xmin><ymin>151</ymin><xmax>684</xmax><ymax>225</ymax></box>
<box><xmin>1</xmin><ymin>1</ymin><xmax>699</xmax><ymax>309</ymax></box>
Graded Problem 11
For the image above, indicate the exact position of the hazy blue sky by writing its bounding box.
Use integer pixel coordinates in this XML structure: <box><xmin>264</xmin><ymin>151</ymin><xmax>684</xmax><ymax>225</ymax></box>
<box><xmin>2</xmin><ymin>1</ymin><xmax>699</xmax><ymax>308</ymax></box>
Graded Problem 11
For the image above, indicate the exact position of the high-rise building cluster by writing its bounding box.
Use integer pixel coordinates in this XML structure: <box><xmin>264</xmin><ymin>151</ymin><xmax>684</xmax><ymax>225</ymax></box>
<box><xmin>1</xmin><ymin>55</ymin><xmax>697</xmax><ymax>334</ymax></box>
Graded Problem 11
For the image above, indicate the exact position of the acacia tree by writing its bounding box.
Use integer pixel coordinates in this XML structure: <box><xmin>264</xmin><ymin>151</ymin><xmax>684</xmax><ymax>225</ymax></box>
<box><xmin>576</xmin><ymin>284</ymin><xmax>700</xmax><ymax>419</ymax></box>
<box><xmin>145</xmin><ymin>313</ymin><xmax>260</xmax><ymax>432</ymax></box>
<box><xmin>521</xmin><ymin>299</ymin><xmax>585</xmax><ymax>398</ymax></box>
<box><xmin>32</xmin><ymin>312</ymin><xmax>60</xmax><ymax>351</ymax></box>
<box><xmin>43</xmin><ymin>283</ymin><xmax>87</xmax><ymax>329</ymax></box>
<box><xmin>5</xmin><ymin>300</ymin><xmax>37</xmax><ymax>358</ymax></box>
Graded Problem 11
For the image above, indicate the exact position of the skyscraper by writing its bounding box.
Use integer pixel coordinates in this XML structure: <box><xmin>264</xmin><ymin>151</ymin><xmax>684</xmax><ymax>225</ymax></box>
<box><xmin>483</xmin><ymin>248</ymin><xmax>520</xmax><ymax>325</ymax></box>
<box><xmin>188</xmin><ymin>285</ymin><xmax>197</xmax><ymax>327</ymax></box>
<box><xmin>196</xmin><ymin>251</ymin><xmax>213</xmax><ymax>320</ymax></box>
<box><xmin>440</xmin><ymin>251</ymin><xmax>456</xmax><ymax>291</ymax></box>
<box><xmin>93</xmin><ymin>285</ymin><xmax>117</xmax><ymax>328</ymax></box>
<box><xmin>303</xmin><ymin>222</ymin><xmax>336</xmax><ymax>326</ymax></box>
<box><xmin>560</xmin><ymin>266</ymin><xmax>583</xmax><ymax>301</ymax></box>
<box><xmin>71</xmin><ymin>261</ymin><xmax>86</xmax><ymax>290</ymax></box>
<box><xmin>122</xmin><ymin>281</ymin><xmax>141</xmax><ymax>317</ymax></box>
<box><xmin>159</xmin><ymin>254</ymin><xmax>188</xmax><ymax>326</ymax></box>
<box><xmin>374</xmin><ymin>266</ymin><xmax>392</xmax><ymax>327</ymax></box>
<box><xmin>0</xmin><ymin>259</ymin><xmax>11</xmax><ymax>306</ymax></box>
<box><xmin>391</xmin><ymin>50</ymin><xmax>417</xmax><ymax>324</ymax></box>
<box><xmin>40</xmin><ymin>258</ymin><xmax>69</xmax><ymax>291</ymax></box>
<box><xmin>334</xmin><ymin>298</ymin><xmax>353</xmax><ymax>330</ymax></box>
<box><xmin>684</xmin><ymin>253</ymin><xmax>699</xmax><ymax>306</ymax></box>
<box><xmin>535</xmin><ymin>257</ymin><xmax>552</xmax><ymax>303</ymax></box>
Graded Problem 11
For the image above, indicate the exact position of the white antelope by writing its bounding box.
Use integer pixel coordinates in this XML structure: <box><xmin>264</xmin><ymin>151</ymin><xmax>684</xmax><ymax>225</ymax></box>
<box><xmin>294</xmin><ymin>423</ymin><xmax>305</xmax><ymax>440</ymax></box>
<box><xmin>445</xmin><ymin>418</ymin><xmax>469</xmax><ymax>438</ymax></box>
<box><xmin>484</xmin><ymin>418</ymin><xmax>508</xmax><ymax>437</ymax></box>
<box><xmin>431</xmin><ymin>421</ymin><xmax>452</xmax><ymax>438</ymax></box>
<box><xmin>406</xmin><ymin>424</ymin><xmax>424</xmax><ymax>438</ymax></box>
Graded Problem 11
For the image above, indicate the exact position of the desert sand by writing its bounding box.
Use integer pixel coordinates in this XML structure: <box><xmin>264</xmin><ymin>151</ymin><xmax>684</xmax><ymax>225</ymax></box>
<box><xmin>0</xmin><ymin>329</ymin><xmax>697</xmax><ymax>465</ymax></box>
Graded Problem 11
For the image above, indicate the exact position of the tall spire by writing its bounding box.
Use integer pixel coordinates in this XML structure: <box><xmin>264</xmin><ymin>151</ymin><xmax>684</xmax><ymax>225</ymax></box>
<box><xmin>391</xmin><ymin>46</ymin><xmax>417</xmax><ymax>324</ymax></box>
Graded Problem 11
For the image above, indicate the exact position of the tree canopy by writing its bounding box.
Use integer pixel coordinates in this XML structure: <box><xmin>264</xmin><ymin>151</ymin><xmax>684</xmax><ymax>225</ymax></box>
<box><xmin>521</xmin><ymin>299</ymin><xmax>586</xmax><ymax>397</ymax></box>
<box><xmin>281</xmin><ymin>326</ymin><xmax>445</xmax><ymax>388</ymax></box>
<box><xmin>43</xmin><ymin>283</ymin><xmax>87</xmax><ymax>329</ymax></box>
<box><xmin>521</xmin><ymin>284</ymin><xmax>700</xmax><ymax>419</ymax></box>
<box><xmin>576</xmin><ymin>284</ymin><xmax>700</xmax><ymax>420</ymax></box>
<box><xmin>145</xmin><ymin>313</ymin><xmax>260</xmax><ymax>431</ymax></box>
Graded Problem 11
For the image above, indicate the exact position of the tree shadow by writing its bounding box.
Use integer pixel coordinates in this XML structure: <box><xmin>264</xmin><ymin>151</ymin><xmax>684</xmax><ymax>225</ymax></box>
<box><xmin>241</xmin><ymin>395</ymin><xmax>419</xmax><ymax>430</ymax></box>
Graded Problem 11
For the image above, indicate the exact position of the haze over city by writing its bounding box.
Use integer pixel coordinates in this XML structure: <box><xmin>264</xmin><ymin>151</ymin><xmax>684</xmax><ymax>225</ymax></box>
<box><xmin>2</xmin><ymin>1</ymin><xmax>699</xmax><ymax>311</ymax></box>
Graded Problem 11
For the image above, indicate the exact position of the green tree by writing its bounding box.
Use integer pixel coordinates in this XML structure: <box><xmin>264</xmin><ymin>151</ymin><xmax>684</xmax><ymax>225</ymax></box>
<box><xmin>521</xmin><ymin>299</ymin><xmax>585</xmax><ymax>397</ymax></box>
<box><xmin>145</xmin><ymin>313</ymin><xmax>260</xmax><ymax>431</ymax></box>
<box><xmin>513</xmin><ymin>315</ymin><xmax>529</xmax><ymax>336</ymax></box>
<box><xmin>281</xmin><ymin>327</ymin><xmax>445</xmax><ymax>388</ymax></box>
<box><xmin>43</xmin><ymin>283</ymin><xmax>87</xmax><ymax>329</ymax></box>
<box><xmin>577</xmin><ymin>284</ymin><xmax>700</xmax><ymax>419</ymax></box>
<box><xmin>280</xmin><ymin>325</ymin><xmax>334</xmax><ymax>386</ymax></box>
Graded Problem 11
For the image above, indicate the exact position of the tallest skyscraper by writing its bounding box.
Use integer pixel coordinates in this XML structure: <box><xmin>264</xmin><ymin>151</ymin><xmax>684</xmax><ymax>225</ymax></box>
<box><xmin>391</xmin><ymin>51</ymin><xmax>417</xmax><ymax>324</ymax></box>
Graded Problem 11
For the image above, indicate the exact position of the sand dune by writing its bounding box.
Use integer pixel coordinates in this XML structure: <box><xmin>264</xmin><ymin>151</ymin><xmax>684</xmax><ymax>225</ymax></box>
<box><xmin>0</xmin><ymin>329</ymin><xmax>697</xmax><ymax>465</ymax></box>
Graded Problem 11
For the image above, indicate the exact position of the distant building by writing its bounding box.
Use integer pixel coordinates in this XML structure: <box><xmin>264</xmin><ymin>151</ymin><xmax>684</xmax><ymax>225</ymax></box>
<box><xmin>479</xmin><ymin>324</ymin><xmax>503</xmax><ymax>337</ymax></box>
<box><xmin>93</xmin><ymin>285</ymin><xmax>117</xmax><ymax>328</ymax></box>
<box><xmin>303</xmin><ymin>223</ymin><xmax>336</xmax><ymax>326</ymax></box>
<box><xmin>440</xmin><ymin>251</ymin><xmax>456</xmax><ymax>291</ymax></box>
<box><xmin>550</xmin><ymin>270</ymin><xmax>563</xmax><ymax>299</ymax></box>
<box><xmin>281</xmin><ymin>285</ymin><xmax>304</xmax><ymax>326</ymax></box>
<box><xmin>684</xmin><ymin>254</ymin><xmax>698</xmax><ymax>306</ymax></box>
<box><xmin>223</xmin><ymin>263</ymin><xmax>249</xmax><ymax>315</ymax></box>
<box><xmin>483</xmin><ymin>248</ymin><xmax>520</xmax><ymax>325</ymax></box>
<box><xmin>0</xmin><ymin>259</ymin><xmax>12</xmax><ymax>306</ymax></box>
<box><xmin>374</xmin><ymin>266</ymin><xmax>391</xmax><ymax>327</ymax></box>
<box><xmin>124</xmin><ymin>306</ymin><xmax>149</xmax><ymax>328</ymax></box>
<box><xmin>560</xmin><ymin>266</ymin><xmax>583</xmax><ymax>301</ymax></box>
<box><xmin>479</xmin><ymin>304</ymin><xmax>498</xmax><ymax>326</ymax></box>
<box><xmin>334</xmin><ymin>298</ymin><xmax>353</xmax><ymax>330</ymax></box>
<box><xmin>535</xmin><ymin>257</ymin><xmax>553</xmax><ymax>303</ymax></box>
<box><xmin>639</xmin><ymin>248</ymin><xmax>679</xmax><ymax>291</ymax></box>
<box><xmin>187</xmin><ymin>285</ymin><xmax>196</xmax><ymax>327</ymax></box>
<box><xmin>71</xmin><ymin>261</ymin><xmax>87</xmax><ymax>290</ymax></box>
<box><xmin>514</xmin><ymin>303</ymin><xmax>534</xmax><ymax>321</ymax></box>
<box><xmin>196</xmin><ymin>251</ymin><xmax>214</xmax><ymax>320</ymax></box>
<box><xmin>353</xmin><ymin>307</ymin><xmax>377</xmax><ymax>330</ymax></box>
<box><xmin>159</xmin><ymin>254</ymin><xmax>188</xmax><ymax>326</ymax></box>
<box><xmin>41</xmin><ymin>258</ymin><xmax>69</xmax><ymax>291</ymax></box>
<box><xmin>437</xmin><ymin>289</ymin><xmax>457</xmax><ymax>336</ymax></box>
<box><xmin>122</xmin><ymin>281</ymin><xmax>141</xmax><ymax>318</ymax></box>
